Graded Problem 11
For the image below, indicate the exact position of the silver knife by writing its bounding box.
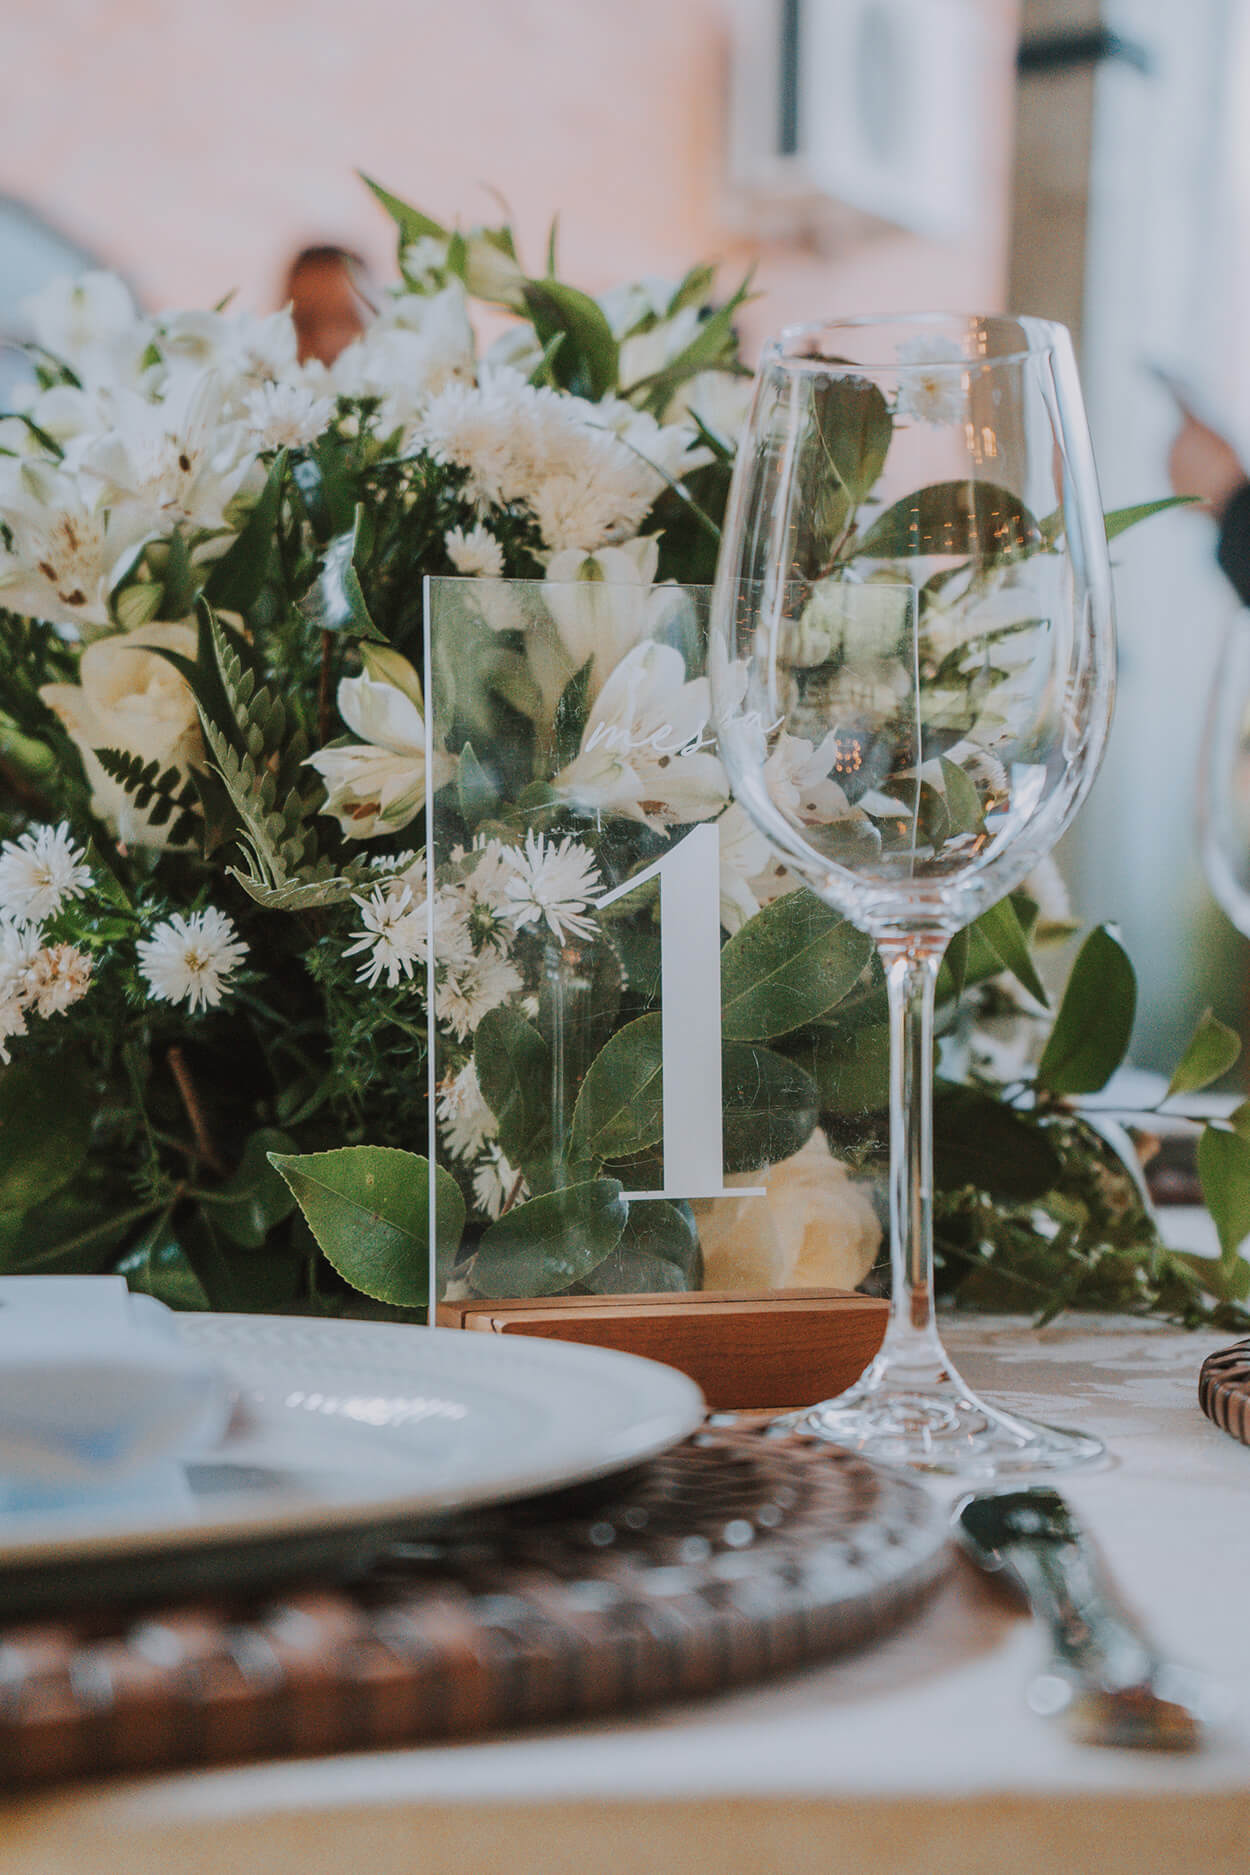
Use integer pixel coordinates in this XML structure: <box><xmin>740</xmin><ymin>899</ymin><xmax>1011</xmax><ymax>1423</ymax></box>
<box><xmin>953</xmin><ymin>1487</ymin><xmax>1219</xmax><ymax>1750</ymax></box>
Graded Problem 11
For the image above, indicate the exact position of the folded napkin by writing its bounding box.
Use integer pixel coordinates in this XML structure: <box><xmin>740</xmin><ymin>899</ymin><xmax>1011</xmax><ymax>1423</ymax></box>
<box><xmin>0</xmin><ymin>1275</ymin><xmax>231</xmax><ymax>1495</ymax></box>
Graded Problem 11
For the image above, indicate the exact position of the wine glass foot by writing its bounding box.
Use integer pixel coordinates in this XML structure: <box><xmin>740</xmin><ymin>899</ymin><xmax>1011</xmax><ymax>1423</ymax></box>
<box><xmin>773</xmin><ymin>1354</ymin><xmax>1105</xmax><ymax>1478</ymax></box>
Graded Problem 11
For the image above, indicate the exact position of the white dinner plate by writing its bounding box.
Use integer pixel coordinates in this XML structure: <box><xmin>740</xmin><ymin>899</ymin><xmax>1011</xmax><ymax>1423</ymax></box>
<box><xmin>0</xmin><ymin>1316</ymin><xmax>705</xmax><ymax>1614</ymax></box>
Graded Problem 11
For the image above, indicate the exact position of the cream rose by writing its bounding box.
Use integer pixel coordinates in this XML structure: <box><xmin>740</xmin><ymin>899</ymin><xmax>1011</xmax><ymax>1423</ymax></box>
<box><xmin>692</xmin><ymin>1129</ymin><xmax>881</xmax><ymax>1292</ymax></box>
<box><xmin>39</xmin><ymin>620</ymin><xmax>203</xmax><ymax>848</ymax></box>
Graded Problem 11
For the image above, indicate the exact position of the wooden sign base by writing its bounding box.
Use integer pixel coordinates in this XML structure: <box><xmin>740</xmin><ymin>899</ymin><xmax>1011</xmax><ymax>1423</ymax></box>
<box><xmin>436</xmin><ymin>1289</ymin><xmax>888</xmax><ymax>1410</ymax></box>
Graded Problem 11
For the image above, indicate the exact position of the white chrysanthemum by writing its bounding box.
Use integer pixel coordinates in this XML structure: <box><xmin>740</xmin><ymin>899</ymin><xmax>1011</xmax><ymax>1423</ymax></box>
<box><xmin>243</xmin><ymin>379</ymin><xmax>335</xmax><ymax>451</ymax></box>
<box><xmin>22</xmin><ymin>942</ymin><xmax>93</xmax><ymax>1017</ymax></box>
<box><xmin>343</xmin><ymin>883</ymin><xmax>426</xmax><ymax>989</ymax></box>
<box><xmin>445</xmin><ymin>522</ymin><xmax>504</xmax><ymax>578</ymax></box>
<box><xmin>0</xmin><ymin>995</ymin><xmax>27</xmax><ymax>1064</ymax></box>
<box><xmin>472</xmin><ymin>1145</ymin><xmax>528</xmax><ymax>1221</ymax></box>
<box><xmin>502</xmin><ymin>831</ymin><xmax>602</xmax><ymax>945</ymax></box>
<box><xmin>461</xmin><ymin>838</ymin><xmax>517</xmax><ymax>919</ymax></box>
<box><xmin>437</xmin><ymin>1059</ymin><xmax>498</xmax><ymax>1161</ymax></box>
<box><xmin>436</xmin><ymin>949</ymin><xmax>524</xmax><ymax>1042</ymax></box>
<box><xmin>0</xmin><ymin>919</ymin><xmax>42</xmax><ymax>1003</ymax></box>
<box><xmin>894</xmin><ymin>337</ymin><xmax>968</xmax><ymax>428</ymax></box>
<box><xmin>0</xmin><ymin>823</ymin><xmax>92</xmax><ymax>924</ymax></box>
<box><xmin>136</xmin><ymin>907</ymin><xmax>247</xmax><ymax>1013</ymax></box>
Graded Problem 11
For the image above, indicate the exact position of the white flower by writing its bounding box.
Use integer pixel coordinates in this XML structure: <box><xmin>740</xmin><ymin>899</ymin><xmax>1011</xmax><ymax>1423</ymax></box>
<box><xmin>552</xmin><ymin>640</ymin><xmax>728</xmax><ymax>832</ymax></box>
<box><xmin>764</xmin><ymin>732</ymin><xmax>856</xmax><ymax>826</ymax></box>
<box><xmin>0</xmin><ymin>456</ymin><xmax>151</xmax><ymax>637</ymax></box>
<box><xmin>502</xmin><ymin>830</ymin><xmax>602</xmax><ymax>944</ymax></box>
<box><xmin>40</xmin><ymin>620</ymin><xmax>204</xmax><ymax>848</ymax></box>
<box><xmin>80</xmin><ymin>367</ymin><xmax>257</xmax><ymax>532</ymax></box>
<box><xmin>22</xmin><ymin>271</ymin><xmax>153</xmax><ymax>390</ymax></box>
<box><xmin>22</xmin><ymin>942</ymin><xmax>93</xmax><ymax>1018</ymax></box>
<box><xmin>136</xmin><ymin>907</ymin><xmax>247</xmax><ymax>1012</ymax></box>
<box><xmin>436</xmin><ymin>949</ymin><xmax>524</xmax><ymax>1042</ymax></box>
<box><xmin>894</xmin><ymin>337</ymin><xmax>968</xmax><ymax>428</ymax></box>
<box><xmin>0</xmin><ymin>996</ymin><xmax>27</xmax><ymax>1065</ymax></box>
<box><xmin>597</xmin><ymin>277</ymin><xmax>675</xmax><ymax>339</ymax></box>
<box><xmin>305</xmin><ymin>647</ymin><xmax>454</xmax><ymax>839</ymax></box>
<box><xmin>617</xmin><ymin>307</ymin><xmax>702</xmax><ymax>391</ymax></box>
<box><xmin>331</xmin><ymin>286</ymin><xmax>475</xmax><ymax>432</ymax></box>
<box><xmin>243</xmin><ymin>379</ymin><xmax>335</xmax><ymax>451</ymax></box>
<box><xmin>343</xmin><ymin>883</ymin><xmax>426</xmax><ymax>988</ymax></box>
<box><xmin>691</xmin><ymin>1130</ymin><xmax>881</xmax><ymax>1290</ymax></box>
<box><xmin>0</xmin><ymin>919</ymin><xmax>42</xmax><ymax>1003</ymax></box>
<box><xmin>716</xmin><ymin>803</ymin><xmax>773</xmax><ymax>935</ymax></box>
<box><xmin>0</xmin><ymin>823</ymin><xmax>92</xmax><ymax>923</ymax></box>
<box><xmin>663</xmin><ymin>370</ymin><xmax>754</xmax><ymax>446</ymax></box>
<box><xmin>445</xmin><ymin>522</ymin><xmax>504</xmax><ymax>578</ymax></box>
<box><xmin>543</xmin><ymin>537</ymin><xmax>680</xmax><ymax>702</ymax></box>
<box><xmin>472</xmin><ymin>1145</ymin><xmax>528</xmax><ymax>1221</ymax></box>
<box><xmin>437</xmin><ymin>1059</ymin><xmax>498</xmax><ymax>1161</ymax></box>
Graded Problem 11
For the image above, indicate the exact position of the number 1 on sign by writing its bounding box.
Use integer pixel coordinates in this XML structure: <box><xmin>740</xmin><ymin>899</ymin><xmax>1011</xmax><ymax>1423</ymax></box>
<box><xmin>596</xmin><ymin>823</ymin><xmax>763</xmax><ymax>1201</ymax></box>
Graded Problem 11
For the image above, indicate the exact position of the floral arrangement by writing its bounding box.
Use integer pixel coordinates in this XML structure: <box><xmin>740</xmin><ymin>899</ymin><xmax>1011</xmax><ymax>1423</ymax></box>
<box><xmin>0</xmin><ymin>174</ymin><xmax>1248</xmax><ymax>1327</ymax></box>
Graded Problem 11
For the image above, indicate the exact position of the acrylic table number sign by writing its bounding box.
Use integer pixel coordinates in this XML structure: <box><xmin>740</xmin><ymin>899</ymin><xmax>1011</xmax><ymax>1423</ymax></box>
<box><xmin>422</xmin><ymin>577</ymin><xmax>889</xmax><ymax>1403</ymax></box>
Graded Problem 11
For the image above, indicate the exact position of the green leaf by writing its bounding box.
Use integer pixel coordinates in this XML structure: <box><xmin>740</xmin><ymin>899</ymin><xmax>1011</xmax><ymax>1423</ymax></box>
<box><xmin>809</xmin><ymin>1020</ymin><xmax>892</xmax><ymax>1117</ymax></box>
<box><xmin>934</xmin><ymin>1086</ymin><xmax>1061</xmax><ymax>1198</ymax></box>
<box><xmin>811</xmin><ymin>374</ymin><xmax>893</xmax><ymax>502</ymax></box>
<box><xmin>1166</xmin><ymin>1009</ymin><xmax>1242</xmax><ymax>1099</ymax></box>
<box><xmin>944</xmin><ymin>925</ymin><xmax>970</xmax><ymax>1001</ymax></box>
<box><xmin>553</xmin><ymin>658</ymin><xmax>593</xmax><ymax>772</ymax></box>
<box><xmin>472</xmin><ymin>1178</ymin><xmax>627</xmax><ymax>1297</ymax></box>
<box><xmin>1104</xmin><ymin>496</ymin><xmax>1197</xmax><ymax>541</ymax></box>
<box><xmin>1036</xmin><ymin>925</ymin><xmax>1136</xmax><ymax>1095</ymax></box>
<box><xmin>854</xmin><ymin>480</ymin><xmax>1042</xmax><ymax>561</ymax></box>
<box><xmin>722</xmin><ymin>1043</ymin><xmax>820</xmax><ymax>1172</ymax></box>
<box><xmin>456</xmin><ymin>741</ymin><xmax>501</xmax><ymax>829</ymax></box>
<box><xmin>359</xmin><ymin>173</ymin><xmax>448</xmax><ymax>246</ymax></box>
<box><xmin>583</xmin><ymin>1199</ymin><xmax>701</xmax><ymax>1294</ymax></box>
<box><xmin>118</xmin><ymin>1213</ymin><xmax>211</xmax><ymax>1311</ymax></box>
<box><xmin>1198</xmin><ymin>1123</ymin><xmax>1250</xmax><ymax>1265</ymax></box>
<box><xmin>159</xmin><ymin>528</ymin><xmax>198</xmax><ymax>621</ymax></box>
<box><xmin>975</xmin><ymin>895</ymin><xmax>1049</xmax><ymax>1008</ymax></box>
<box><xmin>176</xmin><ymin>1206</ymin><xmax>302</xmax><ymax>1313</ymax></box>
<box><xmin>521</xmin><ymin>280</ymin><xmax>619</xmax><ymax>400</ymax></box>
<box><xmin>474</xmin><ymin>1007</ymin><xmax>552</xmax><ymax>1169</ymax></box>
<box><xmin>569</xmin><ymin>1014</ymin><xmax>664</xmax><ymax>1167</ymax></box>
<box><xmin>269</xmin><ymin>1145</ymin><xmax>464</xmax><ymax>1307</ymax></box>
<box><xmin>939</xmin><ymin>756</ymin><xmax>984</xmax><ymax>837</ymax></box>
<box><xmin>204</xmin><ymin>449</ymin><xmax>287</xmax><ymax>612</ymax></box>
<box><xmin>207</xmin><ymin>1128</ymin><xmax>298</xmax><ymax>1248</ymax></box>
<box><xmin>627</xmin><ymin>274</ymin><xmax>752</xmax><ymax>412</ymax></box>
<box><xmin>298</xmin><ymin>502</ymin><xmax>385</xmax><ymax>640</ymax></box>
<box><xmin>721</xmin><ymin>891</ymin><xmax>873</xmax><ymax>1040</ymax></box>
<box><xmin>0</xmin><ymin>1196</ymin><xmax>157</xmax><ymax>1277</ymax></box>
<box><xmin>0</xmin><ymin>1059</ymin><xmax>93</xmax><ymax>1212</ymax></box>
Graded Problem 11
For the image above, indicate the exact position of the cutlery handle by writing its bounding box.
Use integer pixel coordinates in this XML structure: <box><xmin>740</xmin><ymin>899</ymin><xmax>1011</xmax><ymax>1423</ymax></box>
<box><xmin>1007</xmin><ymin>1538</ymin><xmax>1157</xmax><ymax>1690</ymax></box>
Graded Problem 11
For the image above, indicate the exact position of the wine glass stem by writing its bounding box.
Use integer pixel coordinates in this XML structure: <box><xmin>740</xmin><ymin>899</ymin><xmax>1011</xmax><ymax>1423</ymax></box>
<box><xmin>879</xmin><ymin>934</ymin><xmax>949</xmax><ymax>1365</ymax></box>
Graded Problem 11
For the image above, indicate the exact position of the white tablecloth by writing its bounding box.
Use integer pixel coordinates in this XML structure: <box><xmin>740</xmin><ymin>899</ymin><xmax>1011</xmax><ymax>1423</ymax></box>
<box><xmin>3</xmin><ymin>1306</ymin><xmax>1250</xmax><ymax>1875</ymax></box>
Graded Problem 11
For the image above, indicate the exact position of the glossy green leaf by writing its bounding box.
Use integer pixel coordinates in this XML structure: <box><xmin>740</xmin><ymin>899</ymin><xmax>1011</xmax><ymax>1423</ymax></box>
<box><xmin>1036</xmin><ymin>925</ymin><xmax>1136</xmax><ymax>1095</ymax></box>
<box><xmin>207</xmin><ymin>1128</ymin><xmax>298</xmax><ymax>1248</ymax></box>
<box><xmin>810</xmin><ymin>1021</ymin><xmax>892</xmax><ymax>1117</ymax></box>
<box><xmin>1198</xmin><ymin>1123</ymin><xmax>1250</xmax><ymax>1265</ymax></box>
<box><xmin>583</xmin><ymin>1199</ymin><xmax>701</xmax><ymax>1294</ymax></box>
<box><xmin>569</xmin><ymin>1015</ymin><xmax>664</xmax><ymax>1167</ymax></box>
<box><xmin>1104</xmin><ymin>496</ymin><xmax>1197</xmax><ymax>540</ymax></box>
<box><xmin>975</xmin><ymin>895</ymin><xmax>1049</xmax><ymax>1008</ymax></box>
<box><xmin>298</xmin><ymin>502</ymin><xmax>385</xmax><ymax>641</ymax></box>
<box><xmin>204</xmin><ymin>449</ymin><xmax>287</xmax><ymax>612</ymax></box>
<box><xmin>456</xmin><ymin>741</ymin><xmax>501</xmax><ymax>829</ymax></box>
<box><xmin>471</xmin><ymin>1178</ymin><xmax>627</xmax><ymax>1297</ymax></box>
<box><xmin>0</xmin><ymin>1196</ymin><xmax>156</xmax><ymax>1277</ymax></box>
<box><xmin>474</xmin><ymin>1006</ymin><xmax>552</xmax><ymax>1169</ymax></box>
<box><xmin>854</xmin><ymin>480</ymin><xmax>1042</xmax><ymax>561</ymax></box>
<box><xmin>722</xmin><ymin>1044</ymin><xmax>820</xmax><ymax>1173</ymax></box>
<box><xmin>176</xmin><ymin>1206</ymin><xmax>303</xmax><ymax>1313</ymax></box>
<box><xmin>934</xmin><ymin>1087</ymin><xmax>1061</xmax><ymax>1198</ymax></box>
<box><xmin>0</xmin><ymin>1059</ymin><xmax>93</xmax><ymax>1212</ymax></box>
<box><xmin>811</xmin><ymin>374</ymin><xmax>893</xmax><ymax>502</ymax></box>
<box><xmin>521</xmin><ymin>280</ymin><xmax>619</xmax><ymax>400</ymax></box>
<box><xmin>939</xmin><ymin>756</ymin><xmax>984</xmax><ymax>837</ymax></box>
<box><xmin>1166</xmin><ymin>1008</ymin><xmax>1242</xmax><ymax>1100</ymax></box>
<box><xmin>359</xmin><ymin>173</ymin><xmax>449</xmax><ymax>246</ymax></box>
<box><xmin>269</xmin><ymin>1145</ymin><xmax>464</xmax><ymax>1307</ymax></box>
<box><xmin>720</xmin><ymin>892</ymin><xmax>873</xmax><ymax>1041</ymax></box>
<box><xmin>118</xmin><ymin>1213</ymin><xmax>211</xmax><ymax>1311</ymax></box>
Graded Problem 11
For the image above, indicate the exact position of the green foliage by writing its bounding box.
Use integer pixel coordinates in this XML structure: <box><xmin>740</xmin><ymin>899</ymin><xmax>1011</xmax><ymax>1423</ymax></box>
<box><xmin>270</xmin><ymin>1145</ymin><xmax>465</xmax><ymax>1307</ymax></box>
<box><xmin>720</xmin><ymin>893</ymin><xmax>872</xmax><ymax>1041</ymax></box>
<box><xmin>94</xmin><ymin>748</ymin><xmax>200</xmax><ymax>847</ymax></box>
<box><xmin>0</xmin><ymin>1058</ymin><xmax>94</xmax><ymax>1212</ymax></box>
<box><xmin>1036</xmin><ymin>925</ymin><xmax>1136</xmax><ymax>1094</ymax></box>
<box><xmin>854</xmin><ymin>481</ymin><xmax>1043</xmax><ymax>561</ymax></box>
<box><xmin>471</xmin><ymin>1178</ymin><xmax>627</xmax><ymax>1297</ymax></box>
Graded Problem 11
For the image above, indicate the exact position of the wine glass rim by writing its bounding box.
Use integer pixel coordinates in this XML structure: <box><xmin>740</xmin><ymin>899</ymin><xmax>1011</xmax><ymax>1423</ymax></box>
<box><xmin>763</xmin><ymin>312</ymin><xmax>1070</xmax><ymax>372</ymax></box>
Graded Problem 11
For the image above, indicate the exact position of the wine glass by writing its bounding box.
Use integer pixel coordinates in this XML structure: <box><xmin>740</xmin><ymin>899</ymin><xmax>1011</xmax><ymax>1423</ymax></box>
<box><xmin>710</xmin><ymin>314</ymin><xmax>1114</xmax><ymax>1476</ymax></box>
<box><xmin>1199</xmin><ymin>617</ymin><xmax>1250</xmax><ymax>938</ymax></box>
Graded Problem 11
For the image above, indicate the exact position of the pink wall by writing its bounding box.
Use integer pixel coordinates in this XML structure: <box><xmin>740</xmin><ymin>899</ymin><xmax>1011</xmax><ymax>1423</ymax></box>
<box><xmin>6</xmin><ymin>0</ymin><xmax>1018</xmax><ymax>356</ymax></box>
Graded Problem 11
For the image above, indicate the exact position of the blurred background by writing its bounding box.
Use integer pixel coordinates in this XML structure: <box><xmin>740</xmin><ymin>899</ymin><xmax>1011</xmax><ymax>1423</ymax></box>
<box><xmin>2</xmin><ymin>0</ymin><xmax>1248</xmax><ymax>1072</ymax></box>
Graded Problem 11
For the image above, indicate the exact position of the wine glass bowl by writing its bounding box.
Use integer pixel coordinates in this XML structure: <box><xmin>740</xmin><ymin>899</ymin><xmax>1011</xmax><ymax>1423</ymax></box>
<box><xmin>711</xmin><ymin>314</ymin><xmax>1115</xmax><ymax>1476</ymax></box>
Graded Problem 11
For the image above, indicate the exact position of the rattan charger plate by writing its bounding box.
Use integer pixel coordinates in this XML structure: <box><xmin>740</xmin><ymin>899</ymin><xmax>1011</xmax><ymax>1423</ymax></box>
<box><xmin>0</xmin><ymin>1428</ymin><xmax>950</xmax><ymax>1787</ymax></box>
<box><xmin>1198</xmin><ymin>1337</ymin><xmax>1250</xmax><ymax>1445</ymax></box>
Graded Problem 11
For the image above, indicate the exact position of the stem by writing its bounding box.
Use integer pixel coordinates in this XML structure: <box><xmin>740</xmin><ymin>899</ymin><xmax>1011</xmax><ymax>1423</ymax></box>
<box><xmin>318</xmin><ymin>629</ymin><xmax>334</xmax><ymax>748</ymax></box>
<box><xmin>166</xmin><ymin>1045</ymin><xmax>228</xmax><ymax>1178</ymax></box>
<box><xmin>880</xmin><ymin>936</ymin><xmax>948</xmax><ymax>1350</ymax></box>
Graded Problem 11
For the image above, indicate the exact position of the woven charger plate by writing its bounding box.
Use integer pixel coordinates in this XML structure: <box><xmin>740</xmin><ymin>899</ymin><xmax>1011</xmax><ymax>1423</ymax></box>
<box><xmin>1198</xmin><ymin>1337</ymin><xmax>1250</xmax><ymax>1444</ymax></box>
<box><xmin>0</xmin><ymin>1429</ymin><xmax>949</xmax><ymax>1787</ymax></box>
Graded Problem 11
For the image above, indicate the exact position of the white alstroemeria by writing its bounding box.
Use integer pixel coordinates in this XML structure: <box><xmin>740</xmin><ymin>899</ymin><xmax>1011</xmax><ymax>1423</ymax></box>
<box><xmin>543</xmin><ymin>537</ymin><xmax>669</xmax><ymax>700</ymax></box>
<box><xmin>618</xmin><ymin>306</ymin><xmax>701</xmax><ymax>390</ymax></box>
<box><xmin>663</xmin><ymin>370</ymin><xmax>755</xmax><ymax>447</ymax></box>
<box><xmin>40</xmin><ymin>620</ymin><xmax>203</xmax><ymax>847</ymax></box>
<box><xmin>136</xmin><ymin>907</ymin><xmax>247</xmax><ymax>1013</ymax></box>
<box><xmin>501</xmin><ymin>830</ymin><xmax>602</xmax><ymax>944</ymax></box>
<box><xmin>472</xmin><ymin>1144</ymin><xmax>528</xmax><ymax>1221</ymax></box>
<box><xmin>552</xmin><ymin>640</ymin><xmax>728</xmax><ymax>833</ymax></box>
<box><xmin>716</xmin><ymin>803</ymin><xmax>772</xmax><ymax>935</ymax></box>
<box><xmin>597</xmin><ymin>277</ymin><xmax>676</xmax><ymax>340</ymax></box>
<box><xmin>0</xmin><ymin>823</ymin><xmax>92</xmax><ymax>924</ymax></box>
<box><xmin>22</xmin><ymin>271</ymin><xmax>153</xmax><ymax>390</ymax></box>
<box><xmin>159</xmin><ymin>306</ymin><xmax>300</xmax><ymax>397</ymax></box>
<box><xmin>0</xmin><ymin>457</ymin><xmax>150</xmax><ymax>637</ymax></box>
<box><xmin>80</xmin><ymin>367</ymin><xmax>257</xmax><ymax>532</ymax></box>
<box><xmin>445</xmin><ymin>522</ymin><xmax>504</xmax><ymax>578</ymax></box>
<box><xmin>764</xmin><ymin>732</ymin><xmax>857</xmax><ymax>825</ymax></box>
<box><xmin>437</xmin><ymin>1059</ymin><xmax>498</xmax><ymax>1161</ymax></box>
<box><xmin>895</xmin><ymin>335</ymin><xmax>968</xmax><ymax>428</ymax></box>
<box><xmin>22</xmin><ymin>942</ymin><xmax>93</xmax><ymax>1018</ymax></box>
<box><xmin>436</xmin><ymin>948</ymin><xmax>524</xmax><ymax>1042</ymax></box>
<box><xmin>343</xmin><ymin>882</ymin><xmax>426</xmax><ymax>988</ymax></box>
<box><xmin>243</xmin><ymin>379</ymin><xmax>335</xmax><ymax>451</ymax></box>
<box><xmin>459</xmin><ymin>233</ymin><xmax>527</xmax><ymax>308</ymax></box>
<box><xmin>588</xmin><ymin>396</ymin><xmax>712</xmax><ymax>488</ymax></box>
<box><xmin>305</xmin><ymin>647</ymin><xmax>454</xmax><ymax>839</ymax></box>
